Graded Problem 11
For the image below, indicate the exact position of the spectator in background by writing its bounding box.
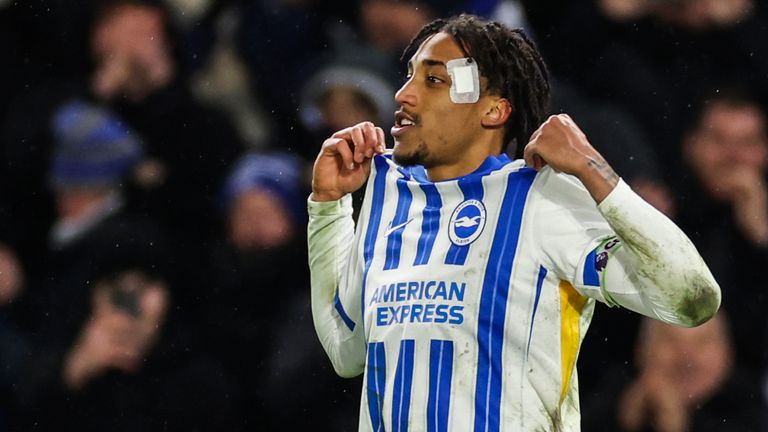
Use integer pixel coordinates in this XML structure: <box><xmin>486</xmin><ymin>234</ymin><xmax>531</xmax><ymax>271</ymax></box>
<box><xmin>208</xmin><ymin>152</ymin><xmax>306</xmax><ymax>370</ymax></box>
<box><xmin>523</xmin><ymin>0</ymin><xmax>768</xmax><ymax>170</ymax></box>
<box><xmin>91</xmin><ymin>0</ymin><xmax>175</xmax><ymax>104</ymax></box>
<box><xmin>239</xmin><ymin>0</ymin><xmax>465</xmax><ymax>159</ymax></box>
<box><xmin>236</xmin><ymin>0</ymin><xmax>355</xmax><ymax>149</ymax></box>
<box><xmin>552</xmin><ymin>80</ymin><xmax>676</xmax><ymax>399</ymax></box>
<box><xmin>358</xmin><ymin>0</ymin><xmax>441</xmax><ymax>55</ymax></box>
<box><xmin>583</xmin><ymin>313</ymin><xmax>765</xmax><ymax>431</ymax></box>
<box><xmin>598</xmin><ymin>0</ymin><xmax>752</xmax><ymax>29</ymax></box>
<box><xmin>189</xmin><ymin>3</ymin><xmax>274</xmax><ymax>150</ymax></box>
<box><xmin>581</xmin><ymin>88</ymin><xmax>768</xmax><ymax>427</ymax></box>
<box><xmin>297</xmin><ymin>58</ymin><xmax>399</xmax><ymax>217</ymax></box>
<box><xmin>205</xmin><ymin>153</ymin><xmax>360</xmax><ymax>430</ymax></box>
<box><xmin>7</xmin><ymin>100</ymin><xmax>241</xmax><ymax>431</ymax></box>
<box><xmin>90</xmin><ymin>0</ymin><xmax>241</xmax><ymax>220</ymax></box>
<box><xmin>0</xmin><ymin>244</ymin><xmax>23</xmax><ymax>307</ymax></box>
<box><xmin>88</xmin><ymin>0</ymin><xmax>244</xmax><ymax>313</ymax></box>
<box><xmin>287</xmin><ymin>0</ymin><xmax>468</xmax><ymax>163</ymax></box>
<box><xmin>1</xmin><ymin>0</ymin><xmax>244</xmax><ymax>302</ymax></box>
<box><xmin>674</xmin><ymin>90</ymin><xmax>768</xmax><ymax>383</ymax></box>
<box><xmin>299</xmin><ymin>61</ymin><xmax>398</xmax><ymax>160</ymax></box>
<box><xmin>681</xmin><ymin>91</ymin><xmax>768</xmax><ymax>245</ymax></box>
<box><xmin>550</xmin><ymin>80</ymin><xmax>675</xmax><ymax>216</ymax></box>
<box><xmin>222</xmin><ymin>153</ymin><xmax>306</xmax><ymax>251</ymax></box>
<box><xmin>0</xmin><ymin>243</ymin><xmax>26</xmax><ymax>429</ymax></box>
<box><xmin>475</xmin><ymin>0</ymin><xmax>530</xmax><ymax>30</ymax></box>
<box><xmin>354</xmin><ymin>0</ymin><xmax>467</xmax><ymax>83</ymax></box>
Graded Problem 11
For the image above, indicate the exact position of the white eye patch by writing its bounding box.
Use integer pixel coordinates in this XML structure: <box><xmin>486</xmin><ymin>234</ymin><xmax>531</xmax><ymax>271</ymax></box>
<box><xmin>447</xmin><ymin>58</ymin><xmax>480</xmax><ymax>104</ymax></box>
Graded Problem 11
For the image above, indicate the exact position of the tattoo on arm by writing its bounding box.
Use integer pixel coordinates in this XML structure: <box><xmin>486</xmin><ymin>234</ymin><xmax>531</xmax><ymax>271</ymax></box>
<box><xmin>587</xmin><ymin>158</ymin><xmax>619</xmax><ymax>187</ymax></box>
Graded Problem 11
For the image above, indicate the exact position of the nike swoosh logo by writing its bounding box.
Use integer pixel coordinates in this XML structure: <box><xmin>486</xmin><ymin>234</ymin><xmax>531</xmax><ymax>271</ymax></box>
<box><xmin>384</xmin><ymin>218</ymin><xmax>413</xmax><ymax>237</ymax></box>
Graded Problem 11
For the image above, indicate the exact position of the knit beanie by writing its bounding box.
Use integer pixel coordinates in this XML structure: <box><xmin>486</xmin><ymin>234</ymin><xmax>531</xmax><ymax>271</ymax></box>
<box><xmin>221</xmin><ymin>153</ymin><xmax>306</xmax><ymax>226</ymax></box>
<box><xmin>49</xmin><ymin>100</ymin><xmax>143</xmax><ymax>189</ymax></box>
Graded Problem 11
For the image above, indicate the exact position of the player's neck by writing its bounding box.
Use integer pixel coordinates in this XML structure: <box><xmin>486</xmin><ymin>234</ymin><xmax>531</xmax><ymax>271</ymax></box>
<box><xmin>425</xmin><ymin>135</ymin><xmax>503</xmax><ymax>181</ymax></box>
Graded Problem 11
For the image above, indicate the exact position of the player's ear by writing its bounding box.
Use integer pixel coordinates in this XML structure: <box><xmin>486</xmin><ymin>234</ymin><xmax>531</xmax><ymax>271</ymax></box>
<box><xmin>481</xmin><ymin>98</ymin><xmax>512</xmax><ymax>128</ymax></box>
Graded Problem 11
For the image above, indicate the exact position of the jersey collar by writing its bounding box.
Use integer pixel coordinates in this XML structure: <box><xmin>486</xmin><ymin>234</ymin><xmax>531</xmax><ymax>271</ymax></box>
<box><xmin>392</xmin><ymin>153</ymin><xmax>513</xmax><ymax>183</ymax></box>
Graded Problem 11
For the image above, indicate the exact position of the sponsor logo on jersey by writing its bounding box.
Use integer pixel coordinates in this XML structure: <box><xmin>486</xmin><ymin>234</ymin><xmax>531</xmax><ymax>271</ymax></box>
<box><xmin>448</xmin><ymin>199</ymin><xmax>486</xmax><ymax>246</ymax></box>
<box><xmin>368</xmin><ymin>280</ymin><xmax>466</xmax><ymax>326</ymax></box>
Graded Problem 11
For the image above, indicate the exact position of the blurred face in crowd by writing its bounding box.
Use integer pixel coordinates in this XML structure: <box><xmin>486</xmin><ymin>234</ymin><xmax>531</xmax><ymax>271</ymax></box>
<box><xmin>55</xmin><ymin>187</ymin><xmax>113</xmax><ymax>220</ymax></box>
<box><xmin>320</xmin><ymin>87</ymin><xmax>379</xmax><ymax>132</ymax></box>
<box><xmin>685</xmin><ymin>101</ymin><xmax>768</xmax><ymax>201</ymax></box>
<box><xmin>360</xmin><ymin>0</ymin><xmax>431</xmax><ymax>53</ymax></box>
<box><xmin>599</xmin><ymin>0</ymin><xmax>753</xmax><ymax>30</ymax></box>
<box><xmin>655</xmin><ymin>0</ymin><xmax>753</xmax><ymax>30</ymax></box>
<box><xmin>91</xmin><ymin>3</ymin><xmax>174</xmax><ymax>102</ymax></box>
<box><xmin>393</xmin><ymin>33</ymin><xmax>498</xmax><ymax>169</ymax></box>
<box><xmin>229</xmin><ymin>190</ymin><xmax>294</xmax><ymax>251</ymax></box>
<box><xmin>638</xmin><ymin>315</ymin><xmax>731</xmax><ymax>404</ymax></box>
<box><xmin>0</xmin><ymin>246</ymin><xmax>23</xmax><ymax>305</ymax></box>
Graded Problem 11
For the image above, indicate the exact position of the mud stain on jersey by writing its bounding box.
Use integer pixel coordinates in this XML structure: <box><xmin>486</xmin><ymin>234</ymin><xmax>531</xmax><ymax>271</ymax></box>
<box><xmin>602</xmin><ymin>205</ymin><xmax>720</xmax><ymax>326</ymax></box>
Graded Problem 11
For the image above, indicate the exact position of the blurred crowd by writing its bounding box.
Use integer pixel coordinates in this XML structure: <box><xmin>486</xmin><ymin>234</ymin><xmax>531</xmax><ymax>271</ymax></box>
<box><xmin>0</xmin><ymin>0</ymin><xmax>767</xmax><ymax>430</ymax></box>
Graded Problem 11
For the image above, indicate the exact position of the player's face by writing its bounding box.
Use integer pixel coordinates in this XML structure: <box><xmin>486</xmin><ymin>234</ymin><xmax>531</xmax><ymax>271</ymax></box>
<box><xmin>391</xmin><ymin>33</ymin><xmax>488</xmax><ymax>170</ymax></box>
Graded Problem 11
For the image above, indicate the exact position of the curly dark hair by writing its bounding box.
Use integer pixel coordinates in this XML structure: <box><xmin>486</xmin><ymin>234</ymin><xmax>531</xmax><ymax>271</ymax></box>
<box><xmin>401</xmin><ymin>14</ymin><xmax>551</xmax><ymax>158</ymax></box>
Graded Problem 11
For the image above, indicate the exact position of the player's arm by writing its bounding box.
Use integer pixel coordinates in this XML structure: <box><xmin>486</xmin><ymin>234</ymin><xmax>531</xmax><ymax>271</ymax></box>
<box><xmin>308</xmin><ymin>195</ymin><xmax>365</xmax><ymax>377</ymax></box>
<box><xmin>526</xmin><ymin>114</ymin><xmax>720</xmax><ymax>327</ymax></box>
<box><xmin>592</xmin><ymin>179</ymin><xmax>720</xmax><ymax>326</ymax></box>
<box><xmin>308</xmin><ymin>122</ymin><xmax>385</xmax><ymax>377</ymax></box>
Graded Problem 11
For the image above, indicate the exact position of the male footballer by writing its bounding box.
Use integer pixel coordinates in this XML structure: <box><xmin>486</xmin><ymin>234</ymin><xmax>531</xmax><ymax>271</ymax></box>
<box><xmin>307</xmin><ymin>15</ymin><xmax>720</xmax><ymax>431</ymax></box>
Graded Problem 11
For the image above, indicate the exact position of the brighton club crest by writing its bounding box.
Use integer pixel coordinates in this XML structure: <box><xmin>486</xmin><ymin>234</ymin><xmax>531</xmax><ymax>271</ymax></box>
<box><xmin>448</xmin><ymin>199</ymin><xmax>487</xmax><ymax>246</ymax></box>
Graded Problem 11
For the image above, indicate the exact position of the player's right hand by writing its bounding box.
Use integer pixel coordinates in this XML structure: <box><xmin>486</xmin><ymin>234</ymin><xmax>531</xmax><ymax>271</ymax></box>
<box><xmin>311</xmin><ymin>121</ymin><xmax>386</xmax><ymax>202</ymax></box>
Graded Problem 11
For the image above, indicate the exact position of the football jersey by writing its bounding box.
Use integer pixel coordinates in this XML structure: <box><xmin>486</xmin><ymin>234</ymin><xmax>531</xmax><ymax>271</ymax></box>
<box><xmin>308</xmin><ymin>153</ymin><xmax>719</xmax><ymax>432</ymax></box>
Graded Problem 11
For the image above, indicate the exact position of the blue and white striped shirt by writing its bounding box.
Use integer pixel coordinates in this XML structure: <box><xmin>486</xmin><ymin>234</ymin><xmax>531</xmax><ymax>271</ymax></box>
<box><xmin>308</xmin><ymin>153</ymin><xmax>719</xmax><ymax>431</ymax></box>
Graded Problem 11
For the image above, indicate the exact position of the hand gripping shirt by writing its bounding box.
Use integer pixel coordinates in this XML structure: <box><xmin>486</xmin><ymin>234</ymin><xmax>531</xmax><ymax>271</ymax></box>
<box><xmin>307</xmin><ymin>154</ymin><xmax>720</xmax><ymax>432</ymax></box>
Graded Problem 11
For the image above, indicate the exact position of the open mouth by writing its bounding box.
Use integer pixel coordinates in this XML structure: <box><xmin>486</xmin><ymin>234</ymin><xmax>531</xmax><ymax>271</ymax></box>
<box><xmin>392</xmin><ymin>111</ymin><xmax>417</xmax><ymax>137</ymax></box>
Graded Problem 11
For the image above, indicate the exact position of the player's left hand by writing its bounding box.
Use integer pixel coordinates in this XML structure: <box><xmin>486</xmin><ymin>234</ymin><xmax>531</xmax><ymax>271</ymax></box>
<box><xmin>523</xmin><ymin>114</ymin><xmax>601</xmax><ymax>174</ymax></box>
<box><xmin>525</xmin><ymin>114</ymin><xmax>619</xmax><ymax>203</ymax></box>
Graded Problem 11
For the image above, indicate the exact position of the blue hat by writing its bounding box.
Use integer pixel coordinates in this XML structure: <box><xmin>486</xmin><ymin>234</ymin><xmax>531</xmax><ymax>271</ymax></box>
<box><xmin>49</xmin><ymin>100</ymin><xmax>143</xmax><ymax>189</ymax></box>
<box><xmin>221</xmin><ymin>153</ymin><xmax>306</xmax><ymax>225</ymax></box>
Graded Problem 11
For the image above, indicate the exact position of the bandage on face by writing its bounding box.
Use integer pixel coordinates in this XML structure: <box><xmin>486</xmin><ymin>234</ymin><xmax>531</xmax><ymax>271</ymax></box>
<box><xmin>447</xmin><ymin>58</ymin><xmax>480</xmax><ymax>104</ymax></box>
